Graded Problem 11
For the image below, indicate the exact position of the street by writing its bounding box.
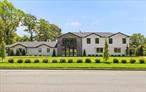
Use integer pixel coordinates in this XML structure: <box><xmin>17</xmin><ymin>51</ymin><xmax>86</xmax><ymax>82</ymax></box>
<box><xmin>0</xmin><ymin>70</ymin><xmax>146</xmax><ymax>92</ymax></box>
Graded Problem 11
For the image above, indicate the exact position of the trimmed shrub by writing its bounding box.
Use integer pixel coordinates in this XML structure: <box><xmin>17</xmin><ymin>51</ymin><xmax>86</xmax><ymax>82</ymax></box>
<box><xmin>113</xmin><ymin>58</ymin><xmax>119</xmax><ymax>63</ymax></box>
<box><xmin>88</xmin><ymin>54</ymin><xmax>91</xmax><ymax>56</ymax></box>
<box><xmin>25</xmin><ymin>59</ymin><xmax>31</xmax><ymax>63</ymax></box>
<box><xmin>43</xmin><ymin>59</ymin><xmax>48</xmax><ymax>63</ymax></box>
<box><xmin>121</xmin><ymin>59</ymin><xmax>127</xmax><ymax>63</ymax></box>
<box><xmin>34</xmin><ymin>59</ymin><xmax>39</xmax><ymax>63</ymax></box>
<box><xmin>139</xmin><ymin>59</ymin><xmax>145</xmax><ymax>64</ymax></box>
<box><xmin>85</xmin><ymin>58</ymin><xmax>91</xmax><ymax>63</ymax></box>
<box><xmin>76</xmin><ymin>59</ymin><xmax>83</xmax><ymax>63</ymax></box>
<box><xmin>17</xmin><ymin>59</ymin><xmax>23</xmax><ymax>63</ymax></box>
<box><xmin>60</xmin><ymin>59</ymin><xmax>66</xmax><ymax>63</ymax></box>
<box><xmin>95</xmin><ymin>59</ymin><xmax>100</xmax><ymax>63</ymax></box>
<box><xmin>8</xmin><ymin>58</ymin><xmax>14</xmax><ymax>63</ymax></box>
<box><xmin>95</xmin><ymin>54</ymin><xmax>98</xmax><ymax>56</ymax></box>
<box><xmin>92</xmin><ymin>54</ymin><xmax>94</xmax><ymax>57</ymax></box>
<box><xmin>52</xmin><ymin>59</ymin><xmax>57</xmax><ymax>63</ymax></box>
<box><xmin>130</xmin><ymin>59</ymin><xmax>136</xmax><ymax>64</ymax></box>
<box><xmin>68</xmin><ymin>59</ymin><xmax>73</xmax><ymax>63</ymax></box>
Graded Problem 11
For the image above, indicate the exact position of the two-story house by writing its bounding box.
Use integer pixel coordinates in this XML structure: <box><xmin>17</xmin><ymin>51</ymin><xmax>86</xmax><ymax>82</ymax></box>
<box><xmin>6</xmin><ymin>32</ymin><xmax>129</xmax><ymax>56</ymax></box>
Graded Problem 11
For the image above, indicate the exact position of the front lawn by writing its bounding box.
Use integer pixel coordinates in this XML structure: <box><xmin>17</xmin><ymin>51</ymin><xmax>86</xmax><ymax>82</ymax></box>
<box><xmin>0</xmin><ymin>56</ymin><xmax>146</xmax><ymax>69</ymax></box>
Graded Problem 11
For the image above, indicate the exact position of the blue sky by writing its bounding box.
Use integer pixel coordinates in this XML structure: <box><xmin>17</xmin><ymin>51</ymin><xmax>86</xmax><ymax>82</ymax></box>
<box><xmin>9</xmin><ymin>0</ymin><xmax>146</xmax><ymax>36</ymax></box>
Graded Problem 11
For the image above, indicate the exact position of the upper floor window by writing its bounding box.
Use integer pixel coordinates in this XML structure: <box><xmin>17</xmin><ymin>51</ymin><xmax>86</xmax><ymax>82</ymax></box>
<box><xmin>122</xmin><ymin>38</ymin><xmax>126</xmax><ymax>44</ymax></box>
<box><xmin>109</xmin><ymin>38</ymin><xmax>113</xmax><ymax>44</ymax></box>
<box><xmin>95</xmin><ymin>38</ymin><xmax>99</xmax><ymax>44</ymax></box>
<box><xmin>96</xmin><ymin>48</ymin><xmax>103</xmax><ymax>53</ymax></box>
<box><xmin>38</xmin><ymin>48</ymin><xmax>42</xmax><ymax>53</ymax></box>
<box><xmin>47</xmin><ymin>48</ymin><xmax>50</xmax><ymax>53</ymax></box>
<box><xmin>114</xmin><ymin>48</ymin><xmax>121</xmax><ymax>53</ymax></box>
<box><xmin>87</xmin><ymin>38</ymin><xmax>91</xmax><ymax>44</ymax></box>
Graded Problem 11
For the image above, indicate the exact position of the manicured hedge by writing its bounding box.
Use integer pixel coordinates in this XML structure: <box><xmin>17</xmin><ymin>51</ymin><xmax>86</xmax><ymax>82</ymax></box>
<box><xmin>77</xmin><ymin>59</ymin><xmax>83</xmax><ymax>63</ymax></box>
<box><xmin>121</xmin><ymin>59</ymin><xmax>127</xmax><ymax>63</ymax></box>
<box><xmin>34</xmin><ymin>59</ymin><xmax>39</xmax><ymax>63</ymax></box>
<box><xmin>95</xmin><ymin>59</ymin><xmax>100</xmax><ymax>63</ymax></box>
<box><xmin>130</xmin><ymin>59</ymin><xmax>136</xmax><ymax>64</ymax></box>
<box><xmin>139</xmin><ymin>59</ymin><xmax>145</xmax><ymax>64</ymax></box>
<box><xmin>60</xmin><ymin>59</ymin><xmax>66</xmax><ymax>63</ymax></box>
<box><xmin>113</xmin><ymin>58</ymin><xmax>119</xmax><ymax>63</ymax></box>
<box><xmin>52</xmin><ymin>59</ymin><xmax>57</xmax><ymax>63</ymax></box>
<box><xmin>68</xmin><ymin>59</ymin><xmax>73</xmax><ymax>63</ymax></box>
<box><xmin>17</xmin><ymin>59</ymin><xmax>23</xmax><ymax>63</ymax></box>
<box><xmin>85</xmin><ymin>58</ymin><xmax>91</xmax><ymax>63</ymax></box>
<box><xmin>8</xmin><ymin>58</ymin><xmax>14</xmax><ymax>63</ymax></box>
<box><xmin>25</xmin><ymin>59</ymin><xmax>31</xmax><ymax>63</ymax></box>
<box><xmin>43</xmin><ymin>59</ymin><xmax>48</xmax><ymax>63</ymax></box>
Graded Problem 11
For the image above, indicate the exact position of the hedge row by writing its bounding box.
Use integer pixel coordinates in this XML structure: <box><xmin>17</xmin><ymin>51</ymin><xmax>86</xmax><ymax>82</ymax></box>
<box><xmin>8</xmin><ymin>58</ymin><xmax>146</xmax><ymax>64</ymax></box>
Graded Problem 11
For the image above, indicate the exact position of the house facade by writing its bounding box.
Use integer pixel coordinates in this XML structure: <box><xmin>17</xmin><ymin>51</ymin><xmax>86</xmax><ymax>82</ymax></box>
<box><xmin>6</xmin><ymin>32</ymin><xmax>130</xmax><ymax>56</ymax></box>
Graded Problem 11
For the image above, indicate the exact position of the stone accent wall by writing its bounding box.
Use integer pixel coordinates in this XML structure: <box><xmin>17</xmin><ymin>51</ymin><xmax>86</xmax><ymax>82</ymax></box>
<box><xmin>57</xmin><ymin>33</ymin><xmax>82</xmax><ymax>56</ymax></box>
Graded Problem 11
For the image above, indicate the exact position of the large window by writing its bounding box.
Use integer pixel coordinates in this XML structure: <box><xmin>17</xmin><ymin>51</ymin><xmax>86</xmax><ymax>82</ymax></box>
<box><xmin>114</xmin><ymin>48</ymin><xmax>121</xmax><ymax>53</ymax></box>
<box><xmin>87</xmin><ymin>38</ymin><xmax>91</xmax><ymax>44</ymax></box>
<box><xmin>95</xmin><ymin>38</ymin><xmax>99</xmax><ymax>44</ymax></box>
<box><xmin>38</xmin><ymin>48</ymin><xmax>42</xmax><ymax>53</ymax></box>
<box><xmin>96</xmin><ymin>48</ymin><xmax>103</xmax><ymax>53</ymax></box>
<box><xmin>122</xmin><ymin>38</ymin><xmax>126</xmax><ymax>44</ymax></box>
<box><xmin>62</xmin><ymin>38</ymin><xmax>77</xmax><ymax>46</ymax></box>
<box><xmin>109</xmin><ymin>38</ymin><xmax>113</xmax><ymax>44</ymax></box>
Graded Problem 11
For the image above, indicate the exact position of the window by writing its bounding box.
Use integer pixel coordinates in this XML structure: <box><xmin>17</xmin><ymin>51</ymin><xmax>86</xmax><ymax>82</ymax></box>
<box><xmin>114</xmin><ymin>48</ymin><xmax>121</xmax><ymax>53</ymax></box>
<box><xmin>122</xmin><ymin>38</ymin><xmax>126</xmax><ymax>44</ymax></box>
<box><xmin>95</xmin><ymin>38</ymin><xmax>99</xmax><ymax>44</ymax></box>
<box><xmin>87</xmin><ymin>38</ymin><xmax>91</xmax><ymax>44</ymax></box>
<box><xmin>38</xmin><ymin>48</ymin><xmax>42</xmax><ymax>53</ymax></box>
<box><xmin>109</xmin><ymin>38</ymin><xmax>113</xmax><ymax>44</ymax></box>
<box><xmin>47</xmin><ymin>48</ymin><xmax>50</xmax><ymax>53</ymax></box>
<box><xmin>96</xmin><ymin>48</ymin><xmax>103</xmax><ymax>53</ymax></box>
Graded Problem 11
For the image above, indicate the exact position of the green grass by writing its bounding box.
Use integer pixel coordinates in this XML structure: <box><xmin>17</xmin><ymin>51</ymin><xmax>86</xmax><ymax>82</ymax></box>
<box><xmin>0</xmin><ymin>56</ymin><xmax>146</xmax><ymax>69</ymax></box>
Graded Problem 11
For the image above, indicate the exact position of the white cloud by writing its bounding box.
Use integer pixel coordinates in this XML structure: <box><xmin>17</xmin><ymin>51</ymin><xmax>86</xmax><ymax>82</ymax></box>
<box><xmin>65</xmin><ymin>21</ymin><xmax>81</xmax><ymax>27</ymax></box>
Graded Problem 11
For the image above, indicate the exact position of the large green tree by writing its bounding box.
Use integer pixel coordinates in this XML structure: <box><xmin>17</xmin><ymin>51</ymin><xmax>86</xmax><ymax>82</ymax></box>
<box><xmin>23</xmin><ymin>13</ymin><xmax>37</xmax><ymax>41</ymax></box>
<box><xmin>35</xmin><ymin>19</ymin><xmax>61</xmax><ymax>41</ymax></box>
<box><xmin>103</xmin><ymin>39</ymin><xmax>109</xmax><ymax>62</ymax></box>
<box><xmin>0</xmin><ymin>0</ymin><xmax>24</xmax><ymax>44</ymax></box>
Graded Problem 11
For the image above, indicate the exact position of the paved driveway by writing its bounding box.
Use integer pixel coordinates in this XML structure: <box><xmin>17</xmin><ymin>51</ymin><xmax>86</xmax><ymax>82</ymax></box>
<box><xmin>0</xmin><ymin>70</ymin><xmax>146</xmax><ymax>92</ymax></box>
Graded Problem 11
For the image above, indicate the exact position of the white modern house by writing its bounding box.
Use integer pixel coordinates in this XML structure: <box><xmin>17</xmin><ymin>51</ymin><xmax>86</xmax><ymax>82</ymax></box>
<box><xmin>6</xmin><ymin>32</ymin><xmax>130</xmax><ymax>56</ymax></box>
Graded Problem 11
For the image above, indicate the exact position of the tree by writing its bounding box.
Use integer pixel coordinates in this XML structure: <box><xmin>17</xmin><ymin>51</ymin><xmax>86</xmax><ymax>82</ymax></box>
<box><xmin>0</xmin><ymin>0</ymin><xmax>24</xmax><ymax>44</ymax></box>
<box><xmin>35</xmin><ymin>19</ymin><xmax>61</xmax><ymax>41</ymax></box>
<box><xmin>1</xmin><ymin>39</ymin><xmax>6</xmax><ymax>62</ymax></box>
<box><xmin>103</xmin><ymin>39</ymin><xmax>109</xmax><ymax>62</ymax></box>
<box><xmin>52</xmin><ymin>49</ymin><xmax>56</xmax><ymax>57</ymax></box>
<box><xmin>125</xmin><ymin>45</ymin><xmax>129</xmax><ymax>56</ymax></box>
<box><xmin>23</xmin><ymin>13</ymin><xmax>37</xmax><ymax>41</ymax></box>
<box><xmin>83</xmin><ymin>49</ymin><xmax>86</xmax><ymax>56</ymax></box>
<box><xmin>22</xmin><ymin>49</ymin><xmax>26</xmax><ymax>56</ymax></box>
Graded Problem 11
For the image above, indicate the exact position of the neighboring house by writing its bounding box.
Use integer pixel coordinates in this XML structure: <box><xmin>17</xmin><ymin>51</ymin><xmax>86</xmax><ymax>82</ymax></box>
<box><xmin>6</xmin><ymin>32</ymin><xmax>129</xmax><ymax>56</ymax></box>
<box><xmin>6</xmin><ymin>42</ymin><xmax>57</xmax><ymax>56</ymax></box>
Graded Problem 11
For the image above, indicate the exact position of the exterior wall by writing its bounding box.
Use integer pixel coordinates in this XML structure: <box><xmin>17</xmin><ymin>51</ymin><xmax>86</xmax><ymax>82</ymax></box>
<box><xmin>109</xmin><ymin>33</ymin><xmax>129</xmax><ymax>55</ymax></box>
<box><xmin>57</xmin><ymin>33</ymin><xmax>82</xmax><ymax>56</ymax></box>
<box><xmin>10</xmin><ymin>45</ymin><xmax>26</xmax><ymax>54</ymax></box>
<box><xmin>82</xmin><ymin>34</ymin><xmax>105</xmax><ymax>55</ymax></box>
<box><xmin>26</xmin><ymin>45</ymin><xmax>57</xmax><ymax>56</ymax></box>
<box><xmin>82</xmin><ymin>33</ymin><xmax>129</xmax><ymax>56</ymax></box>
<box><xmin>10</xmin><ymin>45</ymin><xmax>57</xmax><ymax>56</ymax></box>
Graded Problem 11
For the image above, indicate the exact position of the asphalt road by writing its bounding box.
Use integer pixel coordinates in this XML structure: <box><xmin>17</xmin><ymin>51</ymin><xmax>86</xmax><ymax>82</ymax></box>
<box><xmin>0</xmin><ymin>70</ymin><xmax>146</xmax><ymax>92</ymax></box>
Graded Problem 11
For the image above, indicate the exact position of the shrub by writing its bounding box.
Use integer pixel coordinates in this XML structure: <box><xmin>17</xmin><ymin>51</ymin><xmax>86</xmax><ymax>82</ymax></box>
<box><xmin>17</xmin><ymin>59</ymin><xmax>23</xmax><ymax>63</ymax></box>
<box><xmin>130</xmin><ymin>59</ymin><xmax>136</xmax><ymax>64</ymax></box>
<box><xmin>34</xmin><ymin>59</ymin><xmax>39</xmax><ymax>63</ymax></box>
<box><xmin>60</xmin><ymin>59</ymin><xmax>66</xmax><ymax>63</ymax></box>
<box><xmin>25</xmin><ymin>59</ymin><xmax>31</xmax><ymax>63</ymax></box>
<box><xmin>92</xmin><ymin>54</ymin><xmax>94</xmax><ymax>57</ymax></box>
<box><xmin>96</xmin><ymin>54</ymin><xmax>98</xmax><ymax>56</ymax></box>
<box><xmin>121</xmin><ymin>59</ymin><xmax>127</xmax><ymax>63</ymax></box>
<box><xmin>139</xmin><ymin>59</ymin><xmax>145</xmax><ymax>64</ymax></box>
<box><xmin>52</xmin><ymin>49</ymin><xmax>56</xmax><ymax>57</ymax></box>
<box><xmin>113</xmin><ymin>58</ymin><xmax>119</xmax><ymax>63</ymax></box>
<box><xmin>43</xmin><ymin>59</ymin><xmax>48</xmax><ymax>63</ymax></box>
<box><xmin>76</xmin><ymin>59</ymin><xmax>83</xmax><ymax>63</ymax></box>
<box><xmin>85</xmin><ymin>58</ymin><xmax>91</xmax><ymax>63</ymax></box>
<box><xmin>8</xmin><ymin>58</ymin><xmax>14</xmax><ymax>63</ymax></box>
<box><xmin>52</xmin><ymin>59</ymin><xmax>57</xmax><ymax>63</ymax></box>
<box><xmin>88</xmin><ymin>54</ymin><xmax>91</xmax><ymax>56</ymax></box>
<box><xmin>68</xmin><ymin>59</ymin><xmax>73</xmax><ymax>63</ymax></box>
<box><xmin>95</xmin><ymin>59</ymin><xmax>100</xmax><ymax>63</ymax></box>
<box><xmin>99</xmin><ymin>55</ymin><xmax>102</xmax><ymax>57</ymax></box>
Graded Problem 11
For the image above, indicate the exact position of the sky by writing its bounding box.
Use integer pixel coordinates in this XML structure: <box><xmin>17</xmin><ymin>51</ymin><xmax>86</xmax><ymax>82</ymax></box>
<box><xmin>9</xmin><ymin>0</ymin><xmax>146</xmax><ymax>36</ymax></box>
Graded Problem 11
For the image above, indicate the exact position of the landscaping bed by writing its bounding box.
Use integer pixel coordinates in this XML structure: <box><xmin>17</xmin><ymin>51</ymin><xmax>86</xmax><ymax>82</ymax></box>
<box><xmin>0</xmin><ymin>56</ymin><xmax>146</xmax><ymax>70</ymax></box>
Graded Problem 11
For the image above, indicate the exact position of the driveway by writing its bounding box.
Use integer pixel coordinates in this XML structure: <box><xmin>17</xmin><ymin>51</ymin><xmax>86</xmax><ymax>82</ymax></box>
<box><xmin>0</xmin><ymin>70</ymin><xmax>146</xmax><ymax>92</ymax></box>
